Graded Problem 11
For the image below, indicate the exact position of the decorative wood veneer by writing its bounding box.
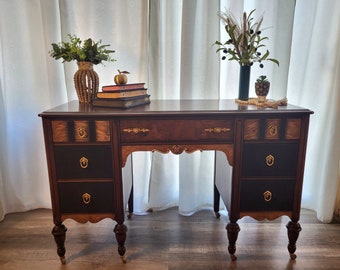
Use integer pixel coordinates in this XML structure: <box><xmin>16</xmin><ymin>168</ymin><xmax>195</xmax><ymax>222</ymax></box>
<box><xmin>39</xmin><ymin>99</ymin><xmax>312</xmax><ymax>264</ymax></box>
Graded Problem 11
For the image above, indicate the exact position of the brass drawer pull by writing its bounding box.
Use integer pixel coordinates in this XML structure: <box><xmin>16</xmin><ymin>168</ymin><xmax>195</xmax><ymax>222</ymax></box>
<box><xmin>82</xmin><ymin>193</ymin><xmax>91</xmax><ymax>204</ymax></box>
<box><xmin>77</xmin><ymin>127</ymin><xmax>88</xmax><ymax>138</ymax></box>
<box><xmin>263</xmin><ymin>190</ymin><xmax>272</xmax><ymax>202</ymax></box>
<box><xmin>268</xmin><ymin>125</ymin><xmax>278</xmax><ymax>136</ymax></box>
<box><xmin>79</xmin><ymin>156</ymin><xmax>89</xmax><ymax>169</ymax></box>
<box><xmin>204</xmin><ymin>127</ymin><xmax>231</xmax><ymax>134</ymax></box>
<box><xmin>123</xmin><ymin>128</ymin><xmax>150</xmax><ymax>134</ymax></box>
<box><xmin>265</xmin><ymin>154</ymin><xmax>275</xmax><ymax>167</ymax></box>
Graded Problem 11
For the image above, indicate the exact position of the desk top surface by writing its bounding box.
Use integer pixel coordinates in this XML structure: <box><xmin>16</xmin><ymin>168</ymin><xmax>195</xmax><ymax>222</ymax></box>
<box><xmin>39</xmin><ymin>99</ymin><xmax>313</xmax><ymax>117</ymax></box>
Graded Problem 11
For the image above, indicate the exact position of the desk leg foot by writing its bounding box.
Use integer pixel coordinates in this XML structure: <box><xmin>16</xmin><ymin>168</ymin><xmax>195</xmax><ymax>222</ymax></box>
<box><xmin>286</xmin><ymin>221</ymin><xmax>301</xmax><ymax>260</ymax></box>
<box><xmin>120</xmin><ymin>255</ymin><xmax>127</xmax><ymax>264</ymax></box>
<box><xmin>215</xmin><ymin>212</ymin><xmax>221</xmax><ymax>219</ymax></box>
<box><xmin>226</xmin><ymin>222</ymin><xmax>240</xmax><ymax>261</ymax></box>
<box><xmin>60</xmin><ymin>256</ymin><xmax>66</xmax><ymax>265</ymax></box>
<box><xmin>114</xmin><ymin>223</ymin><xmax>128</xmax><ymax>263</ymax></box>
<box><xmin>230</xmin><ymin>254</ymin><xmax>237</xmax><ymax>261</ymax></box>
<box><xmin>51</xmin><ymin>224</ymin><xmax>67</xmax><ymax>264</ymax></box>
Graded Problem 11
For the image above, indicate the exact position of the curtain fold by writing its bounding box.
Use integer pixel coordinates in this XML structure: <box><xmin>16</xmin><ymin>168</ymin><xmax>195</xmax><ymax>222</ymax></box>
<box><xmin>287</xmin><ymin>0</ymin><xmax>340</xmax><ymax>222</ymax></box>
<box><xmin>0</xmin><ymin>0</ymin><xmax>339</xmax><ymax>223</ymax></box>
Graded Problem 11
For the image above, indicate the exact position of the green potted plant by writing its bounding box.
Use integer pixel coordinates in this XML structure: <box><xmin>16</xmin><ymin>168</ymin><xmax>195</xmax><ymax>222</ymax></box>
<box><xmin>49</xmin><ymin>34</ymin><xmax>116</xmax><ymax>103</ymax></box>
<box><xmin>214</xmin><ymin>9</ymin><xmax>279</xmax><ymax>101</ymax></box>
<box><xmin>255</xmin><ymin>75</ymin><xmax>270</xmax><ymax>103</ymax></box>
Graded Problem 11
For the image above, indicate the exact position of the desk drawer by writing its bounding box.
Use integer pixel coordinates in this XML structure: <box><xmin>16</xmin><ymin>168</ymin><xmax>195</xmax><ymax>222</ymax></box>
<box><xmin>240</xmin><ymin>179</ymin><xmax>295</xmax><ymax>211</ymax></box>
<box><xmin>54</xmin><ymin>145</ymin><xmax>113</xmax><ymax>179</ymax></box>
<box><xmin>242</xmin><ymin>143</ymin><xmax>299</xmax><ymax>177</ymax></box>
<box><xmin>52</xmin><ymin>120</ymin><xmax>110</xmax><ymax>142</ymax></box>
<box><xmin>244</xmin><ymin>118</ymin><xmax>301</xmax><ymax>140</ymax></box>
<box><xmin>120</xmin><ymin>119</ymin><xmax>234</xmax><ymax>142</ymax></box>
<box><xmin>58</xmin><ymin>182</ymin><xmax>114</xmax><ymax>213</ymax></box>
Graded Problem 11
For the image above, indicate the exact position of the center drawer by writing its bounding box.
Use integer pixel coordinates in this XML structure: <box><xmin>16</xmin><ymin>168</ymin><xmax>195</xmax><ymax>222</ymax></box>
<box><xmin>54</xmin><ymin>145</ymin><xmax>113</xmax><ymax>179</ymax></box>
<box><xmin>120</xmin><ymin>119</ymin><xmax>234</xmax><ymax>143</ymax></box>
<box><xmin>58</xmin><ymin>182</ymin><xmax>114</xmax><ymax>213</ymax></box>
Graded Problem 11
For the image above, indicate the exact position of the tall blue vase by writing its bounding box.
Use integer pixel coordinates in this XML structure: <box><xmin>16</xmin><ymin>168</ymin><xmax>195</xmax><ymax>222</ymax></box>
<box><xmin>238</xmin><ymin>65</ymin><xmax>251</xmax><ymax>101</ymax></box>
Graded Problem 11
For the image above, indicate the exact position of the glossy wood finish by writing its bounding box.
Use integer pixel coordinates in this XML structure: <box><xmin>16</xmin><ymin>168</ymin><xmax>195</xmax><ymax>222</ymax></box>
<box><xmin>39</xmin><ymin>99</ymin><xmax>313</xmax><ymax>263</ymax></box>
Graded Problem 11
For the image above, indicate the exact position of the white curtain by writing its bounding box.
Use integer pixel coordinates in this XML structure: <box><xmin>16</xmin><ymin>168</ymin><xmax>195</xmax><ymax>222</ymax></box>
<box><xmin>288</xmin><ymin>0</ymin><xmax>340</xmax><ymax>222</ymax></box>
<box><xmin>0</xmin><ymin>0</ymin><xmax>339</xmax><ymax>223</ymax></box>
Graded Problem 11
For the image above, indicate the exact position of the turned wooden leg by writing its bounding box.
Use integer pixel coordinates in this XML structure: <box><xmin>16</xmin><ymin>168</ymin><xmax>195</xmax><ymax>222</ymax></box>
<box><xmin>51</xmin><ymin>224</ymin><xmax>67</xmax><ymax>264</ymax></box>
<box><xmin>286</xmin><ymin>221</ymin><xmax>302</xmax><ymax>260</ymax></box>
<box><xmin>114</xmin><ymin>223</ymin><xmax>128</xmax><ymax>263</ymax></box>
<box><xmin>226</xmin><ymin>222</ymin><xmax>240</xmax><ymax>261</ymax></box>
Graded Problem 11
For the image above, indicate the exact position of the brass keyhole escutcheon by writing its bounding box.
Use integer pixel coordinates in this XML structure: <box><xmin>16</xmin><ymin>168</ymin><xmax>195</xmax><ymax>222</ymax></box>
<box><xmin>77</xmin><ymin>127</ymin><xmax>88</xmax><ymax>138</ymax></box>
<box><xmin>263</xmin><ymin>190</ymin><xmax>272</xmax><ymax>202</ymax></box>
<box><xmin>82</xmin><ymin>193</ymin><xmax>91</xmax><ymax>204</ymax></box>
<box><xmin>80</xmin><ymin>157</ymin><xmax>89</xmax><ymax>169</ymax></box>
<box><xmin>268</xmin><ymin>125</ymin><xmax>278</xmax><ymax>136</ymax></box>
<box><xmin>266</xmin><ymin>155</ymin><xmax>275</xmax><ymax>167</ymax></box>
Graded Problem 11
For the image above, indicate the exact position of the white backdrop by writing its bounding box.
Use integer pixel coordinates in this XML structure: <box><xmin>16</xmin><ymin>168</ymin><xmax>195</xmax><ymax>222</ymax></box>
<box><xmin>0</xmin><ymin>0</ymin><xmax>339</xmax><ymax>223</ymax></box>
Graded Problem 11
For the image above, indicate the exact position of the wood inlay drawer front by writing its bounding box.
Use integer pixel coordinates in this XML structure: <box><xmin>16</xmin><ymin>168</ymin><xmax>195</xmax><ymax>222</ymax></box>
<box><xmin>58</xmin><ymin>182</ymin><xmax>114</xmax><ymax>213</ymax></box>
<box><xmin>244</xmin><ymin>118</ymin><xmax>301</xmax><ymax>141</ymax></box>
<box><xmin>52</xmin><ymin>120</ymin><xmax>110</xmax><ymax>142</ymax></box>
<box><xmin>286</xmin><ymin>119</ymin><xmax>301</xmax><ymax>139</ymax></box>
<box><xmin>54</xmin><ymin>145</ymin><xmax>113</xmax><ymax>179</ymax></box>
<box><xmin>242</xmin><ymin>143</ymin><xmax>299</xmax><ymax>177</ymax></box>
<box><xmin>120</xmin><ymin>119</ymin><xmax>234</xmax><ymax>142</ymax></box>
<box><xmin>244</xmin><ymin>119</ymin><xmax>260</xmax><ymax>140</ymax></box>
<box><xmin>240</xmin><ymin>179</ymin><xmax>295</xmax><ymax>211</ymax></box>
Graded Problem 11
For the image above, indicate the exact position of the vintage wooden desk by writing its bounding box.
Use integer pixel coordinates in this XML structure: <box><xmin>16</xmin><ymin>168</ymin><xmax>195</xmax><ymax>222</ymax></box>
<box><xmin>39</xmin><ymin>99</ymin><xmax>313</xmax><ymax>263</ymax></box>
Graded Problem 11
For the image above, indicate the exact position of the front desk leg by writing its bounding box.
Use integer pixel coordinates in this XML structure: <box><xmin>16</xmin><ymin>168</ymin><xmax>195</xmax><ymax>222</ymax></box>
<box><xmin>286</xmin><ymin>221</ymin><xmax>302</xmax><ymax>260</ymax></box>
<box><xmin>226</xmin><ymin>222</ymin><xmax>240</xmax><ymax>261</ymax></box>
<box><xmin>114</xmin><ymin>223</ymin><xmax>128</xmax><ymax>263</ymax></box>
<box><xmin>51</xmin><ymin>224</ymin><xmax>67</xmax><ymax>264</ymax></box>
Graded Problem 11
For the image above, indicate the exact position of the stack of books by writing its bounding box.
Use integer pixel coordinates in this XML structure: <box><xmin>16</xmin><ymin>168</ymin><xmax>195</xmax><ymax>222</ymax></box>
<box><xmin>92</xmin><ymin>83</ymin><xmax>151</xmax><ymax>108</ymax></box>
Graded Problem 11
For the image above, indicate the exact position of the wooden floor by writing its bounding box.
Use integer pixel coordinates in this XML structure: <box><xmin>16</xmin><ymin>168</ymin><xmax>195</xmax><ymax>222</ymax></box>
<box><xmin>0</xmin><ymin>208</ymin><xmax>339</xmax><ymax>270</ymax></box>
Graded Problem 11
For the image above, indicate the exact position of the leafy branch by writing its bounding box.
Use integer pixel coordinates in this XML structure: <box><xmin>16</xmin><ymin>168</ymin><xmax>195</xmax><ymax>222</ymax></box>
<box><xmin>49</xmin><ymin>34</ymin><xmax>116</xmax><ymax>65</ymax></box>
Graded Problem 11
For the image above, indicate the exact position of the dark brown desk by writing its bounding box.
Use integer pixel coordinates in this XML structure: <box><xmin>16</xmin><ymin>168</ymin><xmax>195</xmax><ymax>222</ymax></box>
<box><xmin>39</xmin><ymin>99</ymin><xmax>313</xmax><ymax>263</ymax></box>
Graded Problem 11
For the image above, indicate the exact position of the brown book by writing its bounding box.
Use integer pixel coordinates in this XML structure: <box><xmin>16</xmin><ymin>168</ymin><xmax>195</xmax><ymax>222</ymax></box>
<box><xmin>97</xmin><ymin>88</ymin><xmax>148</xmax><ymax>99</ymax></box>
<box><xmin>92</xmin><ymin>95</ymin><xmax>151</xmax><ymax>109</ymax></box>
<box><xmin>102</xmin><ymin>83</ymin><xmax>146</xmax><ymax>92</ymax></box>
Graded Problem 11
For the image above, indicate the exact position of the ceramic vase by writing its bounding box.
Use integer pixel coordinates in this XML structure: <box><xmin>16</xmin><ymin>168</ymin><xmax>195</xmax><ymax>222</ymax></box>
<box><xmin>238</xmin><ymin>65</ymin><xmax>251</xmax><ymax>101</ymax></box>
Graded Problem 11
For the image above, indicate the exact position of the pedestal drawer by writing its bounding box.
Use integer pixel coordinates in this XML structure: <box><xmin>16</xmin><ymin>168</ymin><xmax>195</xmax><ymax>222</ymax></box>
<box><xmin>58</xmin><ymin>182</ymin><xmax>114</xmax><ymax>213</ymax></box>
<box><xmin>240</xmin><ymin>179</ymin><xmax>295</xmax><ymax>212</ymax></box>
<box><xmin>54</xmin><ymin>145</ymin><xmax>113</xmax><ymax>179</ymax></box>
<box><xmin>242</xmin><ymin>143</ymin><xmax>299</xmax><ymax>177</ymax></box>
<box><xmin>52</xmin><ymin>120</ymin><xmax>110</xmax><ymax>143</ymax></box>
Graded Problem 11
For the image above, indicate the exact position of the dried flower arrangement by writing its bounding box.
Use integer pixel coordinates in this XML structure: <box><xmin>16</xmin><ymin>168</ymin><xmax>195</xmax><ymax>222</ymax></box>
<box><xmin>214</xmin><ymin>9</ymin><xmax>279</xmax><ymax>68</ymax></box>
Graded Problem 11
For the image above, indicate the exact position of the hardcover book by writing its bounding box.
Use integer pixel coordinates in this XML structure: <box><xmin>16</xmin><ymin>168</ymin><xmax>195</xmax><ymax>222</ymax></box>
<box><xmin>102</xmin><ymin>83</ymin><xmax>146</xmax><ymax>92</ymax></box>
<box><xmin>92</xmin><ymin>95</ymin><xmax>151</xmax><ymax>109</ymax></box>
<box><xmin>97</xmin><ymin>88</ymin><xmax>148</xmax><ymax>99</ymax></box>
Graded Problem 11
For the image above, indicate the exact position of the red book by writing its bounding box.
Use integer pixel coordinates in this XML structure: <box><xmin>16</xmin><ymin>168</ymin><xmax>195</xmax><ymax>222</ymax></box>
<box><xmin>102</xmin><ymin>83</ymin><xmax>146</xmax><ymax>92</ymax></box>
